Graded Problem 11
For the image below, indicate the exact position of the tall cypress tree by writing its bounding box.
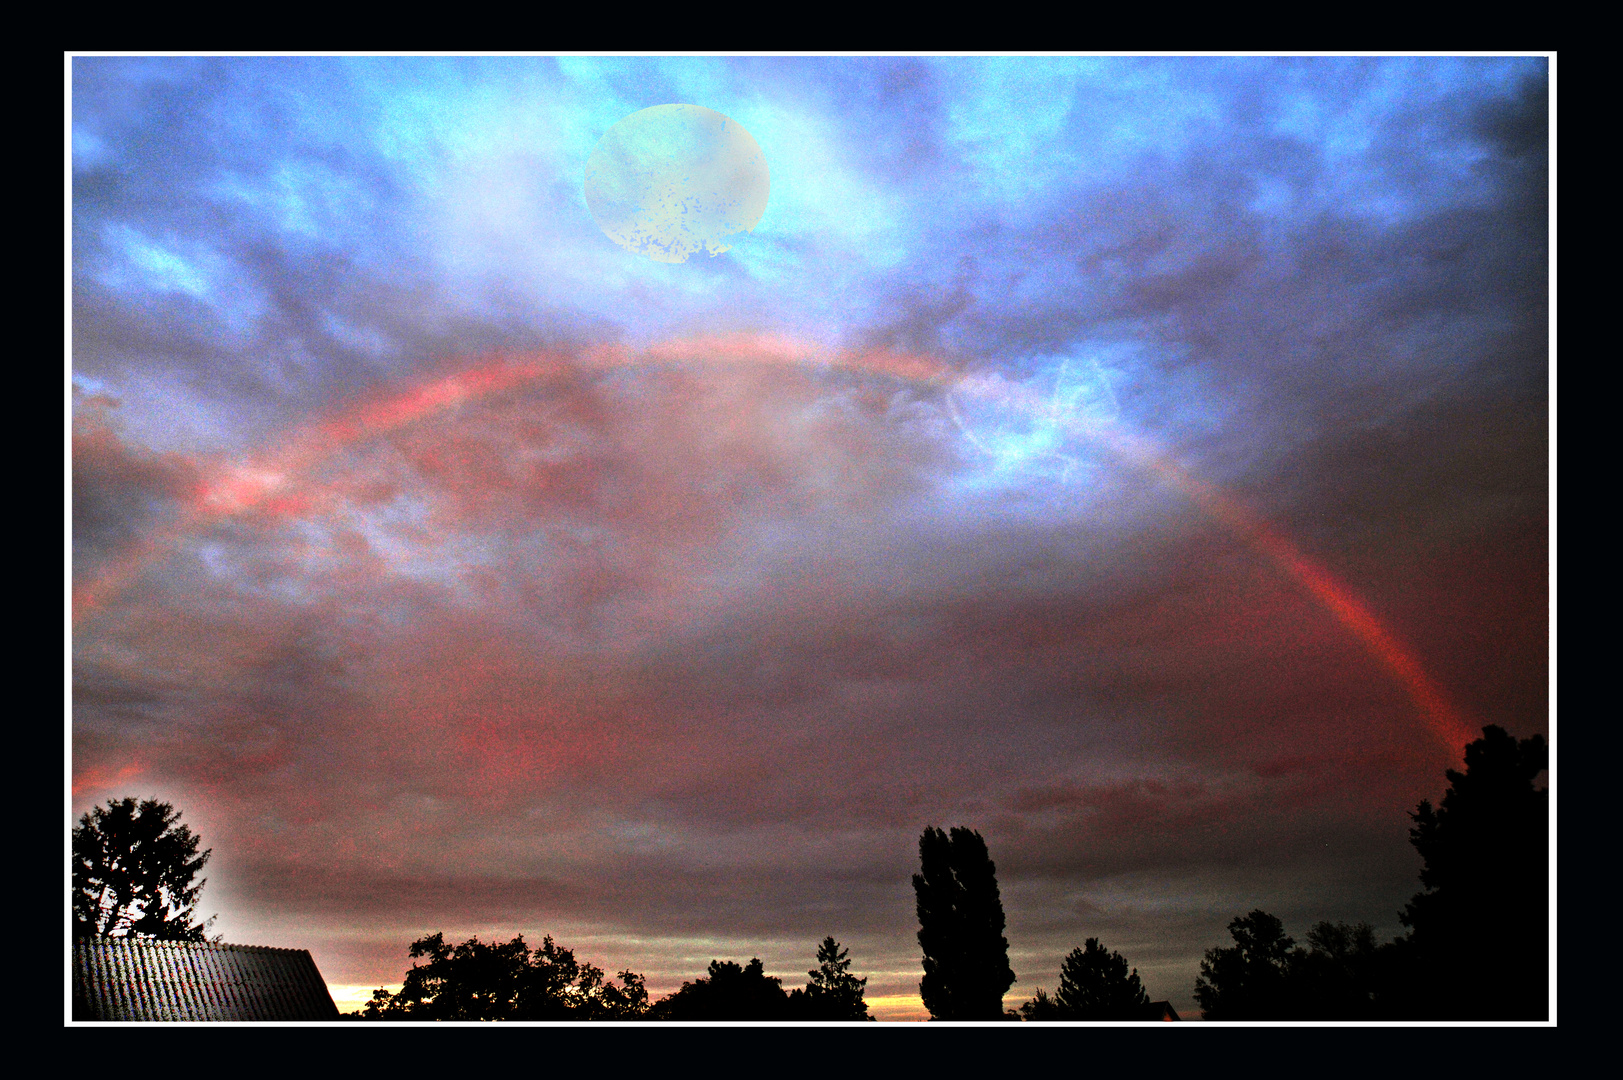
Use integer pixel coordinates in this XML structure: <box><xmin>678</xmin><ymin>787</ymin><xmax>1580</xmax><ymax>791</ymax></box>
<box><xmin>912</xmin><ymin>825</ymin><xmax>1016</xmax><ymax>1019</ymax></box>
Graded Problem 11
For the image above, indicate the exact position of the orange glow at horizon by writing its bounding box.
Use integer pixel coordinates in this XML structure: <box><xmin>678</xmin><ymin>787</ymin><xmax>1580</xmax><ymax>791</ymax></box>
<box><xmin>70</xmin><ymin>333</ymin><xmax>1473</xmax><ymax>755</ymax></box>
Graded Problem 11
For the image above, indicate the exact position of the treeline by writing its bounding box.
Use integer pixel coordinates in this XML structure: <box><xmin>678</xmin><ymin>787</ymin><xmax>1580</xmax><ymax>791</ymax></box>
<box><xmin>1019</xmin><ymin>724</ymin><xmax>1548</xmax><ymax>1021</ymax></box>
<box><xmin>342</xmin><ymin>724</ymin><xmax>1546</xmax><ymax>1022</ymax></box>
<box><xmin>349</xmin><ymin>934</ymin><xmax>872</xmax><ymax>1021</ymax></box>
<box><xmin>1188</xmin><ymin>724</ymin><xmax>1548</xmax><ymax>1020</ymax></box>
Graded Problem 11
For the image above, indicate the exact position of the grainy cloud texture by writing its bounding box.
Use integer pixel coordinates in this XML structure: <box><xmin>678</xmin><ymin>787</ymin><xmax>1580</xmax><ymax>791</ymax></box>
<box><xmin>70</xmin><ymin>56</ymin><xmax>1549</xmax><ymax>1020</ymax></box>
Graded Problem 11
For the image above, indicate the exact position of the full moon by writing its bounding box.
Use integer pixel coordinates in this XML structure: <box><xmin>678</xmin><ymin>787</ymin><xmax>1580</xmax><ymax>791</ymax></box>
<box><xmin>585</xmin><ymin>105</ymin><xmax>771</xmax><ymax>264</ymax></box>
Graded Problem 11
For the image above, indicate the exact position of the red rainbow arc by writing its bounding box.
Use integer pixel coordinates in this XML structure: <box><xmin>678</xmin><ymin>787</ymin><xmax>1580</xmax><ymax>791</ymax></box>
<box><xmin>71</xmin><ymin>333</ymin><xmax>1474</xmax><ymax>754</ymax></box>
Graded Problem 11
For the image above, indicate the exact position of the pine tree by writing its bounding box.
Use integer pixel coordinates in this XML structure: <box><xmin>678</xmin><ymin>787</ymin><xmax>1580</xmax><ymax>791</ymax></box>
<box><xmin>796</xmin><ymin>936</ymin><xmax>871</xmax><ymax>1020</ymax></box>
<box><xmin>1050</xmin><ymin>938</ymin><xmax>1151</xmax><ymax>1019</ymax></box>
<box><xmin>72</xmin><ymin>797</ymin><xmax>214</xmax><ymax>940</ymax></box>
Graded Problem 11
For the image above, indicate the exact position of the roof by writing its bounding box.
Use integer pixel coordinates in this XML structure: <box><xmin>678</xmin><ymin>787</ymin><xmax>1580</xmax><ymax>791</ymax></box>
<box><xmin>73</xmin><ymin>937</ymin><xmax>340</xmax><ymax>1021</ymax></box>
<box><xmin>1145</xmin><ymin>1000</ymin><xmax>1181</xmax><ymax>1021</ymax></box>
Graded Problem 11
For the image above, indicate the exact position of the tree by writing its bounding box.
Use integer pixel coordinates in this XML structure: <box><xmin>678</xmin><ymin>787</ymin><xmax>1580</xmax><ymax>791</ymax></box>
<box><xmin>72</xmin><ymin>796</ymin><xmax>214</xmax><ymax>940</ymax></box>
<box><xmin>913</xmin><ymin>825</ymin><xmax>1016</xmax><ymax>1020</ymax></box>
<box><xmin>357</xmin><ymin>932</ymin><xmax>649</xmax><ymax>1020</ymax></box>
<box><xmin>388</xmin><ymin>932</ymin><xmax>529</xmax><ymax>1020</ymax></box>
<box><xmin>1396</xmin><ymin>725</ymin><xmax>1548</xmax><ymax>1019</ymax></box>
<box><xmin>1021</xmin><ymin>938</ymin><xmax>1150</xmax><ymax>1020</ymax></box>
<box><xmin>788</xmin><ymin>936</ymin><xmax>873</xmax><ymax>1020</ymax></box>
<box><xmin>651</xmin><ymin>958</ymin><xmax>791</xmax><ymax>1020</ymax></box>
<box><xmin>1018</xmin><ymin>988</ymin><xmax>1064</xmax><ymax>1020</ymax></box>
<box><xmin>525</xmin><ymin>935</ymin><xmax>650</xmax><ymax>1020</ymax></box>
<box><xmin>1286</xmin><ymin>921</ymin><xmax>1384</xmax><ymax>1019</ymax></box>
<box><xmin>1193</xmin><ymin>910</ymin><xmax>1296</xmax><ymax>1019</ymax></box>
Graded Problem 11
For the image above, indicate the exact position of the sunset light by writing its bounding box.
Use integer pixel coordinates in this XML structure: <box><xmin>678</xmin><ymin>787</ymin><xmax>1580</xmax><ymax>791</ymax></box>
<box><xmin>71</xmin><ymin>54</ymin><xmax>1550</xmax><ymax>1024</ymax></box>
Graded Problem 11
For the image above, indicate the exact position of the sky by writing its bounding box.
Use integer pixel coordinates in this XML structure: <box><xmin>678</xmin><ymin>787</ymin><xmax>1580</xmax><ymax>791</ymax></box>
<box><xmin>68</xmin><ymin>54</ymin><xmax>1551</xmax><ymax>1021</ymax></box>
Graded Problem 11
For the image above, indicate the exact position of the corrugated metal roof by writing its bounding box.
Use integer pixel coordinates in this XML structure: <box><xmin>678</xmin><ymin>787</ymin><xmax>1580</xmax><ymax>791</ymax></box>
<box><xmin>73</xmin><ymin>938</ymin><xmax>340</xmax><ymax>1021</ymax></box>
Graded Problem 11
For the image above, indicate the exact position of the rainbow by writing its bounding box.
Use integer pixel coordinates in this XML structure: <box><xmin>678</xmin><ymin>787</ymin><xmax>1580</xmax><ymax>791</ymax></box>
<box><xmin>71</xmin><ymin>333</ymin><xmax>1474</xmax><ymax>753</ymax></box>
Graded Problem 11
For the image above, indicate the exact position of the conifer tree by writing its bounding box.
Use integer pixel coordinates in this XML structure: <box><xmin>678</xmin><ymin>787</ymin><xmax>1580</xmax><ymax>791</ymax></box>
<box><xmin>72</xmin><ymin>797</ymin><xmax>214</xmax><ymax>940</ymax></box>
<box><xmin>795</xmin><ymin>936</ymin><xmax>872</xmax><ymax>1020</ymax></box>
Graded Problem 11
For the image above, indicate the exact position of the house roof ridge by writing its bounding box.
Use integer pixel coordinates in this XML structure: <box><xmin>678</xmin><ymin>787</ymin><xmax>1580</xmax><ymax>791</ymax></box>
<box><xmin>79</xmin><ymin>937</ymin><xmax>310</xmax><ymax>955</ymax></box>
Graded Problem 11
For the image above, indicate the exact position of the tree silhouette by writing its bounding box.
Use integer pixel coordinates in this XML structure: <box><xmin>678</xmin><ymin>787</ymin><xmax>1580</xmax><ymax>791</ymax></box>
<box><xmin>1287</xmin><ymin>921</ymin><xmax>1384</xmax><ymax>1019</ymax></box>
<box><xmin>1019</xmin><ymin>987</ymin><xmax>1063</xmax><ymax>1020</ymax></box>
<box><xmin>652</xmin><ymin>958</ymin><xmax>791</xmax><ymax>1020</ymax></box>
<box><xmin>72</xmin><ymin>796</ymin><xmax>214</xmax><ymax>940</ymax></box>
<box><xmin>787</xmin><ymin>936</ymin><xmax>873</xmax><ymax>1020</ymax></box>
<box><xmin>521</xmin><ymin>934</ymin><xmax>649</xmax><ymax>1019</ymax></box>
<box><xmin>358</xmin><ymin>932</ymin><xmax>648</xmax><ymax>1020</ymax></box>
<box><xmin>913</xmin><ymin>825</ymin><xmax>1016</xmax><ymax>1019</ymax></box>
<box><xmin>1396</xmin><ymin>725</ymin><xmax>1548</xmax><ymax>1019</ymax></box>
<box><xmin>1193</xmin><ymin>910</ymin><xmax>1295</xmax><ymax>1019</ymax></box>
<box><xmin>1186</xmin><ymin>729</ymin><xmax>1549</xmax><ymax>1021</ymax></box>
<box><xmin>1195</xmin><ymin>915</ymin><xmax>1398</xmax><ymax>1020</ymax></box>
<box><xmin>388</xmin><ymin>932</ymin><xmax>529</xmax><ymax>1020</ymax></box>
<box><xmin>1020</xmin><ymin>938</ymin><xmax>1150</xmax><ymax>1020</ymax></box>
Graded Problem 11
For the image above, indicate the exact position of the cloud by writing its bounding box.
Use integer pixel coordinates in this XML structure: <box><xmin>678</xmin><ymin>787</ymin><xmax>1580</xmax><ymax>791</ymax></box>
<box><xmin>72</xmin><ymin>392</ymin><xmax>198</xmax><ymax>569</ymax></box>
<box><xmin>71</xmin><ymin>57</ymin><xmax>1547</xmax><ymax>1017</ymax></box>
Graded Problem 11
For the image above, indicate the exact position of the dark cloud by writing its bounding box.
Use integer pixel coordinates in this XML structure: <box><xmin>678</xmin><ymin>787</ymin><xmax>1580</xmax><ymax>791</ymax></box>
<box><xmin>71</xmin><ymin>57</ymin><xmax>1548</xmax><ymax>1019</ymax></box>
<box><xmin>72</xmin><ymin>395</ymin><xmax>197</xmax><ymax>567</ymax></box>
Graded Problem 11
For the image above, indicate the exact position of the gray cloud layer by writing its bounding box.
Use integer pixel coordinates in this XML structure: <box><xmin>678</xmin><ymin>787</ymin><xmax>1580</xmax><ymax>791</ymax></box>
<box><xmin>72</xmin><ymin>57</ymin><xmax>1548</xmax><ymax>1017</ymax></box>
